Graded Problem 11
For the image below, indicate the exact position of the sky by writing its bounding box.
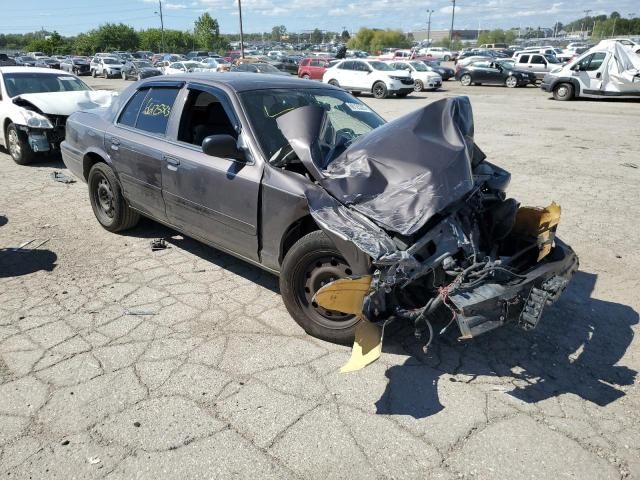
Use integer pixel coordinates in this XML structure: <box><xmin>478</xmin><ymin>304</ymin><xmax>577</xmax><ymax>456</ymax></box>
<box><xmin>1</xmin><ymin>0</ymin><xmax>638</xmax><ymax>36</ymax></box>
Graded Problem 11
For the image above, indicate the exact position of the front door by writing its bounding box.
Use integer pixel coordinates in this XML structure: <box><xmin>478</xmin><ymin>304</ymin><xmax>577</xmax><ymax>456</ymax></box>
<box><xmin>575</xmin><ymin>52</ymin><xmax>608</xmax><ymax>92</ymax></box>
<box><xmin>107</xmin><ymin>84</ymin><xmax>182</xmax><ymax>222</ymax></box>
<box><xmin>161</xmin><ymin>84</ymin><xmax>262</xmax><ymax>261</ymax></box>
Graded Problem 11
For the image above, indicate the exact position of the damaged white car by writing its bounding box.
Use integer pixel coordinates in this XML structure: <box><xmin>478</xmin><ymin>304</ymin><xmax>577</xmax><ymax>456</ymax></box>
<box><xmin>0</xmin><ymin>67</ymin><xmax>115</xmax><ymax>164</ymax></box>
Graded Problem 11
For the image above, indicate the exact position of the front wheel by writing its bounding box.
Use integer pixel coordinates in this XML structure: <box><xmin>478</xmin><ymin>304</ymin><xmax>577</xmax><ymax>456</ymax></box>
<box><xmin>460</xmin><ymin>74</ymin><xmax>472</xmax><ymax>86</ymax></box>
<box><xmin>121</xmin><ymin>70</ymin><xmax>127</xmax><ymax>80</ymax></box>
<box><xmin>6</xmin><ymin>123</ymin><xmax>36</xmax><ymax>165</ymax></box>
<box><xmin>103</xmin><ymin>70</ymin><xmax>108</xmax><ymax>79</ymax></box>
<box><xmin>91</xmin><ymin>69</ymin><xmax>96</xmax><ymax>77</ymax></box>
<box><xmin>280</xmin><ymin>231</ymin><xmax>360</xmax><ymax>344</ymax></box>
<box><xmin>505</xmin><ymin>76</ymin><xmax>518</xmax><ymax>88</ymax></box>
<box><xmin>302</xmin><ymin>73</ymin><xmax>310</xmax><ymax>79</ymax></box>
<box><xmin>372</xmin><ymin>81</ymin><xmax>388</xmax><ymax>99</ymax></box>
<box><xmin>88</xmin><ymin>163</ymin><xmax>140</xmax><ymax>232</ymax></box>
<box><xmin>443</xmin><ymin>55</ymin><xmax>450</xmax><ymax>61</ymax></box>
<box><xmin>553</xmin><ymin>82</ymin><xmax>574</xmax><ymax>101</ymax></box>
<box><xmin>413</xmin><ymin>79</ymin><xmax>424</xmax><ymax>92</ymax></box>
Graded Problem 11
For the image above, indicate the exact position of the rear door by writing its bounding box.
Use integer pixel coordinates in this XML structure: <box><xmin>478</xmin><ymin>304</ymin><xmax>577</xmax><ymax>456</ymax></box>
<box><xmin>161</xmin><ymin>83</ymin><xmax>262</xmax><ymax>261</ymax></box>
<box><xmin>106</xmin><ymin>81</ymin><xmax>182</xmax><ymax>222</ymax></box>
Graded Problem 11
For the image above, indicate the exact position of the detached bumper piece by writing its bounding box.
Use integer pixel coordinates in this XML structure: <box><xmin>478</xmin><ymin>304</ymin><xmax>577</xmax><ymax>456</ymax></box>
<box><xmin>449</xmin><ymin>240</ymin><xmax>579</xmax><ymax>339</ymax></box>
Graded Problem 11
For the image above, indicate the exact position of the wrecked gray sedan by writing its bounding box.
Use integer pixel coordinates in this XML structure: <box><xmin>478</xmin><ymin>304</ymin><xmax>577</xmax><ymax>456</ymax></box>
<box><xmin>61</xmin><ymin>74</ymin><xmax>578</xmax><ymax>370</ymax></box>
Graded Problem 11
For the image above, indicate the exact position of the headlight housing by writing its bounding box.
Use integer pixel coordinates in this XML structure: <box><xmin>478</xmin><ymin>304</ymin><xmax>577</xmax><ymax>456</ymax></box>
<box><xmin>22</xmin><ymin>110</ymin><xmax>54</xmax><ymax>129</ymax></box>
<box><xmin>389</xmin><ymin>75</ymin><xmax>406</xmax><ymax>81</ymax></box>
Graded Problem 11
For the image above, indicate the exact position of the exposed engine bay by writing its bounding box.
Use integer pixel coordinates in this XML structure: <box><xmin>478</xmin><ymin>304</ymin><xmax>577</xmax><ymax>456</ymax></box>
<box><xmin>273</xmin><ymin>96</ymin><xmax>579</xmax><ymax>371</ymax></box>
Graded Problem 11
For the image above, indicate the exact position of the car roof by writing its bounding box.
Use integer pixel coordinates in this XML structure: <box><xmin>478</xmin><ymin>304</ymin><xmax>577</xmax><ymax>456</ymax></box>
<box><xmin>0</xmin><ymin>66</ymin><xmax>72</xmax><ymax>74</ymax></box>
<box><xmin>139</xmin><ymin>72</ymin><xmax>341</xmax><ymax>92</ymax></box>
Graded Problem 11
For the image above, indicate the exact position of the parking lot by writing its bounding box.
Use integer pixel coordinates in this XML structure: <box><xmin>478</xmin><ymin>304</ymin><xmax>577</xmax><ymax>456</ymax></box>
<box><xmin>1</xmin><ymin>74</ymin><xmax>639</xmax><ymax>479</ymax></box>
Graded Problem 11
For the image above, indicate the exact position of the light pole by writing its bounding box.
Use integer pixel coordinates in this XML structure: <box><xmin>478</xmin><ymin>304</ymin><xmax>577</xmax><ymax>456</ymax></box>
<box><xmin>581</xmin><ymin>9</ymin><xmax>591</xmax><ymax>40</ymax></box>
<box><xmin>154</xmin><ymin>1</ymin><xmax>165</xmax><ymax>53</ymax></box>
<box><xmin>449</xmin><ymin>0</ymin><xmax>456</xmax><ymax>46</ymax></box>
<box><xmin>427</xmin><ymin>9</ymin><xmax>434</xmax><ymax>46</ymax></box>
<box><xmin>237</xmin><ymin>0</ymin><xmax>245</xmax><ymax>58</ymax></box>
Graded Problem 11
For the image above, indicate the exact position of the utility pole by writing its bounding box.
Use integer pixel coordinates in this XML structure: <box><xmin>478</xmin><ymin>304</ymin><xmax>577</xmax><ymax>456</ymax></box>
<box><xmin>449</xmin><ymin>0</ymin><xmax>456</xmax><ymax>46</ymax></box>
<box><xmin>238</xmin><ymin>0</ymin><xmax>245</xmax><ymax>58</ymax></box>
<box><xmin>582</xmin><ymin>9</ymin><xmax>591</xmax><ymax>40</ymax></box>
<box><xmin>612</xmin><ymin>16</ymin><xmax>617</xmax><ymax>37</ymax></box>
<box><xmin>427</xmin><ymin>10</ymin><xmax>434</xmax><ymax>46</ymax></box>
<box><xmin>159</xmin><ymin>1</ymin><xmax>165</xmax><ymax>53</ymax></box>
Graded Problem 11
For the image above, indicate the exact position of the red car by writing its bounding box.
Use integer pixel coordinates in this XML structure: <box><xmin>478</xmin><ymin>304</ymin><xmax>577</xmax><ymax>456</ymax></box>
<box><xmin>297</xmin><ymin>57</ymin><xmax>334</xmax><ymax>80</ymax></box>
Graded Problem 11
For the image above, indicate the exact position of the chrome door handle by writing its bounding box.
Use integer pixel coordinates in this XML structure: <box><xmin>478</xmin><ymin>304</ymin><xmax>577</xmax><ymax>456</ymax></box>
<box><xmin>109</xmin><ymin>138</ymin><xmax>120</xmax><ymax>150</ymax></box>
<box><xmin>164</xmin><ymin>155</ymin><xmax>181</xmax><ymax>171</ymax></box>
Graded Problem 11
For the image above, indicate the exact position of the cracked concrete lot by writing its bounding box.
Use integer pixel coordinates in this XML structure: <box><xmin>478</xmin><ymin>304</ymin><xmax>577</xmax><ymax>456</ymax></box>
<box><xmin>1</xmin><ymin>77</ymin><xmax>639</xmax><ymax>479</ymax></box>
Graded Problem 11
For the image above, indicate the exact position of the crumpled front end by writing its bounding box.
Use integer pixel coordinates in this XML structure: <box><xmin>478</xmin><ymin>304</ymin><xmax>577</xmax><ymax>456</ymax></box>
<box><xmin>276</xmin><ymin>96</ymin><xmax>579</xmax><ymax>369</ymax></box>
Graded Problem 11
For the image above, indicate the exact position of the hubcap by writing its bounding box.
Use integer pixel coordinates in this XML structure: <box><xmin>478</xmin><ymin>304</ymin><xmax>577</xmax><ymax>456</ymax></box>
<box><xmin>7</xmin><ymin>130</ymin><xmax>20</xmax><ymax>159</ymax></box>
<box><xmin>557</xmin><ymin>86</ymin><xmax>568</xmax><ymax>97</ymax></box>
<box><xmin>95</xmin><ymin>176</ymin><xmax>114</xmax><ymax>218</ymax></box>
<box><xmin>507</xmin><ymin>77</ymin><xmax>516</xmax><ymax>87</ymax></box>
<box><xmin>413</xmin><ymin>81</ymin><xmax>422</xmax><ymax>92</ymax></box>
<box><xmin>299</xmin><ymin>255</ymin><xmax>358</xmax><ymax>329</ymax></box>
<box><xmin>461</xmin><ymin>75</ymin><xmax>471</xmax><ymax>86</ymax></box>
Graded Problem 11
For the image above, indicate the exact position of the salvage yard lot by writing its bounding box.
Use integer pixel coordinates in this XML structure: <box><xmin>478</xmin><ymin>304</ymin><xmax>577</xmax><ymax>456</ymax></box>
<box><xmin>1</xmin><ymin>75</ymin><xmax>639</xmax><ymax>479</ymax></box>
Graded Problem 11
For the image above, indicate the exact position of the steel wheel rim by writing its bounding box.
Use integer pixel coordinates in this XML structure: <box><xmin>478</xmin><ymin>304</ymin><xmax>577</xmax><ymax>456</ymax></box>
<box><xmin>7</xmin><ymin>129</ymin><xmax>21</xmax><ymax>160</ymax></box>
<box><xmin>461</xmin><ymin>75</ymin><xmax>471</xmax><ymax>86</ymax></box>
<box><xmin>94</xmin><ymin>175</ymin><xmax>115</xmax><ymax>218</ymax></box>
<box><xmin>557</xmin><ymin>86</ymin><xmax>568</xmax><ymax>98</ymax></box>
<box><xmin>298</xmin><ymin>254</ymin><xmax>358</xmax><ymax>330</ymax></box>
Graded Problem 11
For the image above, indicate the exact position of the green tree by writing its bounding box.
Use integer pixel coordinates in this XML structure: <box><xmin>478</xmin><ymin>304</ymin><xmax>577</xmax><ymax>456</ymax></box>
<box><xmin>194</xmin><ymin>12</ymin><xmax>220</xmax><ymax>50</ymax></box>
<box><xmin>610</xmin><ymin>11</ymin><xmax>621</xmax><ymax>19</ymax></box>
<box><xmin>310</xmin><ymin>28</ymin><xmax>323</xmax><ymax>44</ymax></box>
<box><xmin>347</xmin><ymin>28</ymin><xmax>410</xmax><ymax>54</ymax></box>
<box><xmin>271</xmin><ymin>25</ymin><xmax>287</xmax><ymax>42</ymax></box>
<box><xmin>341</xmin><ymin>29</ymin><xmax>350</xmax><ymax>42</ymax></box>
<box><xmin>94</xmin><ymin>23</ymin><xmax>138</xmax><ymax>51</ymax></box>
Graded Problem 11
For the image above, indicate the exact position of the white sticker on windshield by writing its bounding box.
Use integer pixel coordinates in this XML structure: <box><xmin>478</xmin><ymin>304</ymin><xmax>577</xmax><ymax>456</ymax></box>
<box><xmin>345</xmin><ymin>102</ymin><xmax>371</xmax><ymax>112</ymax></box>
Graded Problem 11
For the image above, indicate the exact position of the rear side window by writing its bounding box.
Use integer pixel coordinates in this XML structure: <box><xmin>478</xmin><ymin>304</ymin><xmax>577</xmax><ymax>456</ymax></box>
<box><xmin>301</xmin><ymin>59</ymin><xmax>310</xmax><ymax>66</ymax></box>
<box><xmin>518</xmin><ymin>55</ymin><xmax>530</xmax><ymax>63</ymax></box>
<box><xmin>339</xmin><ymin>61</ymin><xmax>354</xmax><ymax>70</ymax></box>
<box><xmin>531</xmin><ymin>55</ymin><xmax>546</xmax><ymax>64</ymax></box>
<box><xmin>118</xmin><ymin>87</ymin><xmax>179</xmax><ymax>135</ymax></box>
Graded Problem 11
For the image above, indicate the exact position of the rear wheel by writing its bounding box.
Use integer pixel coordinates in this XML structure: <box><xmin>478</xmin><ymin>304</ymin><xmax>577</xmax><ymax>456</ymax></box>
<box><xmin>553</xmin><ymin>82</ymin><xmax>574</xmax><ymax>101</ymax></box>
<box><xmin>505</xmin><ymin>76</ymin><xmax>518</xmax><ymax>88</ymax></box>
<box><xmin>460</xmin><ymin>74</ymin><xmax>472</xmax><ymax>86</ymax></box>
<box><xmin>103</xmin><ymin>70</ymin><xmax>108</xmax><ymax>79</ymax></box>
<box><xmin>121</xmin><ymin>70</ymin><xmax>127</xmax><ymax>80</ymax></box>
<box><xmin>88</xmin><ymin>162</ymin><xmax>140</xmax><ymax>232</ymax></box>
<box><xmin>413</xmin><ymin>79</ymin><xmax>424</xmax><ymax>92</ymax></box>
<box><xmin>6</xmin><ymin>123</ymin><xmax>36</xmax><ymax>165</ymax></box>
<box><xmin>91</xmin><ymin>69</ymin><xmax>96</xmax><ymax>77</ymax></box>
<box><xmin>302</xmin><ymin>73</ymin><xmax>310</xmax><ymax>79</ymax></box>
<box><xmin>444</xmin><ymin>55</ymin><xmax>451</xmax><ymax>61</ymax></box>
<box><xmin>280</xmin><ymin>231</ymin><xmax>360</xmax><ymax>344</ymax></box>
<box><xmin>372</xmin><ymin>81</ymin><xmax>388</xmax><ymax>99</ymax></box>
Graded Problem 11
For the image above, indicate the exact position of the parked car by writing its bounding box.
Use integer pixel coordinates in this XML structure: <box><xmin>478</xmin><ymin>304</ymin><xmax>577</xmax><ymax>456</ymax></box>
<box><xmin>0</xmin><ymin>67</ymin><xmax>114</xmax><ymax>164</ymax></box>
<box><xmin>322</xmin><ymin>59</ymin><xmax>414</xmax><ymax>98</ymax></box>
<box><xmin>34</xmin><ymin>57</ymin><xmax>61</xmax><ymax>70</ymax></box>
<box><xmin>0</xmin><ymin>54</ymin><xmax>17</xmax><ymax>66</ymax></box>
<box><xmin>60</xmin><ymin>57</ymin><xmax>91</xmax><ymax>75</ymax></box>
<box><xmin>478</xmin><ymin>43</ymin><xmax>508</xmax><ymax>50</ymax></box>
<box><xmin>423</xmin><ymin>61</ymin><xmax>455</xmax><ymax>81</ymax></box>
<box><xmin>60</xmin><ymin>75</ymin><xmax>578</xmax><ymax>347</ymax></box>
<box><xmin>186</xmin><ymin>50</ymin><xmax>210</xmax><ymax>59</ymax></box>
<box><xmin>456</xmin><ymin>59</ymin><xmax>537</xmax><ymax>87</ymax></box>
<box><xmin>513</xmin><ymin>53</ymin><xmax>562</xmax><ymax>80</ymax></box>
<box><xmin>280</xmin><ymin>56</ymin><xmax>302</xmax><ymax>74</ymax></box>
<box><xmin>388</xmin><ymin>60</ymin><xmax>442</xmax><ymax>91</ymax></box>
<box><xmin>297</xmin><ymin>57</ymin><xmax>333</xmax><ymax>80</ymax></box>
<box><xmin>90</xmin><ymin>56</ymin><xmax>124</xmax><ymax>78</ymax></box>
<box><xmin>27</xmin><ymin>51</ymin><xmax>47</xmax><ymax>59</ymax></box>
<box><xmin>121</xmin><ymin>60</ymin><xmax>163</xmax><ymax>80</ymax></box>
<box><xmin>136</xmin><ymin>50</ymin><xmax>154</xmax><ymax>60</ymax></box>
<box><xmin>14</xmin><ymin>56</ymin><xmax>38</xmax><ymax>67</ymax></box>
<box><xmin>230</xmin><ymin>62</ymin><xmax>289</xmax><ymax>75</ymax></box>
<box><xmin>163</xmin><ymin>61</ymin><xmax>202</xmax><ymax>75</ymax></box>
<box><xmin>419</xmin><ymin>47</ymin><xmax>454</xmax><ymax>61</ymax></box>
<box><xmin>541</xmin><ymin>40</ymin><xmax>640</xmax><ymax>101</ymax></box>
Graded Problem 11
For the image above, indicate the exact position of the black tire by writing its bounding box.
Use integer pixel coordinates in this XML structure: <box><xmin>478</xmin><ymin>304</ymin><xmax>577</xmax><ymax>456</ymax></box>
<box><xmin>280</xmin><ymin>231</ymin><xmax>361</xmax><ymax>344</ymax></box>
<box><xmin>553</xmin><ymin>82</ymin><xmax>574</xmax><ymax>101</ymax></box>
<box><xmin>505</xmin><ymin>76</ymin><xmax>518</xmax><ymax>88</ymax></box>
<box><xmin>413</xmin><ymin>79</ymin><xmax>424</xmax><ymax>92</ymax></box>
<box><xmin>137</xmin><ymin>74</ymin><xmax>142</xmax><ymax>81</ymax></box>
<box><xmin>302</xmin><ymin>73</ymin><xmax>310</xmax><ymax>79</ymax></box>
<box><xmin>5</xmin><ymin>123</ymin><xmax>36</xmax><ymax>165</ymax></box>
<box><xmin>103</xmin><ymin>70</ymin><xmax>108</xmax><ymax>79</ymax></box>
<box><xmin>91</xmin><ymin>69</ymin><xmax>96</xmax><ymax>78</ymax></box>
<box><xmin>372</xmin><ymin>81</ymin><xmax>388</xmax><ymax>99</ymax></box>
<box><xmin>444</xmin><ymin>55</ymin><xmax>451</xmax><ymax>61</ymax></box>
<box><xmin>327</xmin><ymin>79</ymin><xmax>339</xmax><ymax>87</ymax></box>
<box><xmin>121</xmin><ymin>70</ymin><xmax>127</xmax><ymax>80</ymax></box>
<box><xmin>460</xmin><ymin>74</ymin><xmax>472</xmax><ymax>86</ymax></box>
<box><xmin>73</xmin><ymin>68</ymin><xmax>79</xmax><ymax>76</ymax></box>
<box><xmin>88</xmin><ymin>162</ymin><xmax>140</xmax><ymax>232</ymax></box>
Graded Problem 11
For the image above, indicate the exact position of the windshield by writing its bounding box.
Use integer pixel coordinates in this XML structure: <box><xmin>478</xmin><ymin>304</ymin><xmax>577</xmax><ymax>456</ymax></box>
<box><xmin>410</xmin><ymin>61</ymin><xmax>428</xmax><ymax>71</ymax></box>
<box><xmin>254</xmin><ymin>63</ymin><xmax>279</xmax><ymax>73</ymax></box>
<box><xmin>183</xmin><ymin>62</ymin><xmax>200</xmax><ymax>68</ymax></box>
<box><xmin>497</xmin><ymin>59</ymin><xmax>515</xmax><ymax>68</ymax></box>
<box><xmin>134</xmin><ymin>61</ymin><xmax>152</xmax><ymax>67</ymax></box>
<box><xmin>239</xmin><ymin>88</ymin><xmax>386</xmax><ymax>165</ymax></box>
<box><xmin>103</xmin><ymin>58</ymin><xmax>119</xmax><ymax>64</ymax></box>
<box><xmin>369</xmin><ymin>61</ymin><xmax>392</xmax><ymax>71</ymax></box>
<box><xmin>3</xmin><ymin>73</ymin><xmax>90</xmax><ymax>97</ymax></box>
<box><xmin>545</xmin><ymin>55</ymin><xmax>560</xmax><ymax>64</ymax></box>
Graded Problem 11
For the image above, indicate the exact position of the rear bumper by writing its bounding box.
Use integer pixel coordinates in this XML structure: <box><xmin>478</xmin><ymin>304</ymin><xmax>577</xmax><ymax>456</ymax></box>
<box><xmin>449</xmin><ymin>238</ymin><xmax>579</xmax><ymax>339</ymax></box>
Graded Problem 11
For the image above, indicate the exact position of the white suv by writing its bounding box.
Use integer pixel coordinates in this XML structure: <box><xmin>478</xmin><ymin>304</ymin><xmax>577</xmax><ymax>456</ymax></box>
<box><xmin>90</xmin><ymin>56</ymin><xmax>123</xmax><ymax>78</ymax></box>
<box><xmin>388</xmin><ymin>60</ymin><xmax>442</xmax><ymax>91</ymax></box>
<box><xmin>419</xmin><ymin>47</ymin><xmax>454</xmax><ymax>61</ymax></box>
<box><xmin>322</xmin><ymin>59</ymin><xmax>414</xmax><ymax>98</ymax></box>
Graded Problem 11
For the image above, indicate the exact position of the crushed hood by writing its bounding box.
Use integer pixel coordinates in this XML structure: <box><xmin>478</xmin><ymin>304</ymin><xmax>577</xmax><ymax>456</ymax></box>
<box><xmin>14</xmin><ymin>90</ymin><xmax>117</xmax><ymax>116</ymax></box>
<box><xmin>277</xmin><ymin>96</ymin><xmax>478</xmax><ymax>237</ymax></box>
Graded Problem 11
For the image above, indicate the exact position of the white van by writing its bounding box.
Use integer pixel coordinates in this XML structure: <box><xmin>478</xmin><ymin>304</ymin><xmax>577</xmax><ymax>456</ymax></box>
<box><xmin>540</xmin><ymin>40</ymin><xmax>640</xmax><ymax>100</ymax></box>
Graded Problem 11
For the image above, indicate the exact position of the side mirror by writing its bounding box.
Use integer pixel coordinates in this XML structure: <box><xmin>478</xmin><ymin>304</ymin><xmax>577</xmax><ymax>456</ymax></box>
<box><xmin>202</xmin><ymin>134</ymin><xmax>244</xmax><ymax>161</ymax></box>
